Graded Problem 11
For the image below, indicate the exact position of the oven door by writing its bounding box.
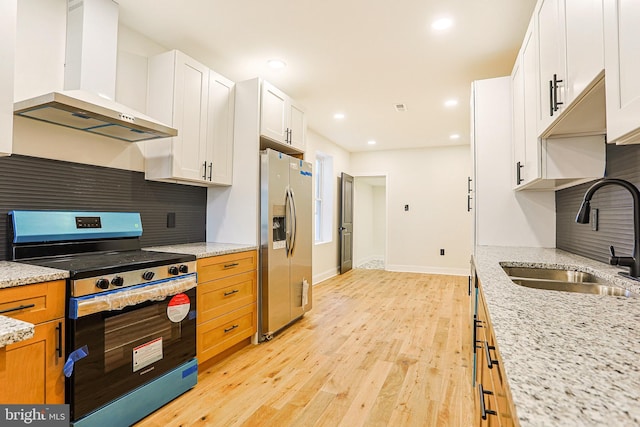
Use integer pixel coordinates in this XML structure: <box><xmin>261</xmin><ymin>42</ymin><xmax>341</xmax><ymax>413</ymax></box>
<box><xmin>67</xmin><ymin>275</ymin><xmax>197</xmax><ymax>421</ymax></box>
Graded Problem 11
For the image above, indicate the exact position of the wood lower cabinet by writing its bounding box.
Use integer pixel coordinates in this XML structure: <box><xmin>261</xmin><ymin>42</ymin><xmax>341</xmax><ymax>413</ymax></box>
<box><xmin>196</xmin><ymin>251</ymin><xmax>257</xmax><ymax>365</ymax></box>
<box><xmin>0</xmin><ymin>280</ymin><xmax>66</xmax><ymax>404</ymax></box>
<box><xmin>473</xmin><ymin>277</ymin><xmax>518</xmax><ymax>427</ymax></box>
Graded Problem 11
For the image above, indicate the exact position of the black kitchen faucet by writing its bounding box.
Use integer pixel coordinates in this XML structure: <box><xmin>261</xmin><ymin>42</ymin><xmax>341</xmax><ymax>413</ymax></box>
<box><xmin>575</xmin><ymin>178</ymin><xmax>640</xmax><ymax>280</ymax></box>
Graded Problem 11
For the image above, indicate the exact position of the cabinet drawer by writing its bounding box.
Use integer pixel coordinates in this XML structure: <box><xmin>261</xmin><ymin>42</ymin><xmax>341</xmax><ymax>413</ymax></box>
<box><xmin>0</xmin><ymin>281</ymin><xmax>65</xmax><ymax>324</ymax></box>
<box><xmin>197</xmin><ymin>303</ymin><xmax>256</xmax><ymax>363</ymax></box>
<box><xmin>197</xmin><ymin>250</ymin><xmax>257</xmax><ymax>283</ymax></box>
<box><xmin>198</xmin><ymin>270</ymin><xmax>256</xmax><ymax>324</ymax></box>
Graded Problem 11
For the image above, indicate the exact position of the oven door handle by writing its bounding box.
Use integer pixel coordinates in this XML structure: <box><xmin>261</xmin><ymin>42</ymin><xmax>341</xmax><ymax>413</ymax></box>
<box><xmin>69</xmin><ymin>274</ymin><xmax>197</xmax><ymax>319</ymax></box>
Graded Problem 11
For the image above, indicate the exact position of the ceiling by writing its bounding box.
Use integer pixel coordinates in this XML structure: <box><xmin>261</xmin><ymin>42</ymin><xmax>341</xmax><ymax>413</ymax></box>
<box><xmin>117</xmin><ymin>0</ymin><xmax>537</xmax><ymax>153</ymax></box>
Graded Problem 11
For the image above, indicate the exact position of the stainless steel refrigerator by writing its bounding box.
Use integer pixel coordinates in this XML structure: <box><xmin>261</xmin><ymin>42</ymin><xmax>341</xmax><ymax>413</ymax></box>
<box><xmin>259</xmin><ymin>149</ymin><xmax>313</xmax><ymax>341</ymax></box>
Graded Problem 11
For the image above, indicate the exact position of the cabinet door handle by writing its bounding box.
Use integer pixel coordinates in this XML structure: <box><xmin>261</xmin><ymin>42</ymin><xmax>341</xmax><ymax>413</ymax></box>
<box><xmin>467</xmin><ymin>195</ymin><xmax>473</xmax><ymax>212</ymax></box>
<box><xmin>223</xmin><ymin>262</ymin><xmax>239</xmax><ymax>269</ymax></box>
<box><xmin>208</xmin><ymin>162</ymin><xmax>213</xmax><ymax>181</ymax></box>
<box><xmin>478</xmin><ymin>383</ymin><xmax>498</xmax><ymax>420</ymax></box>
<box><xmin>55</xmin><ymin>321</ymin><xmax>63</xmax><ymax>358</ymax></box>
<box><xmin>485</xmin><ymin>340</ymin><xmax>499</xmax><ymax>369</ymax></box>
<box><xmin>467</xmin><ymin>176</ymin><xmax>472</xmax><ymax>193</ymax></box>
<box><xmin>516</xmin><ymin>161</ymin><xmax>524</xmax><ymax>185</ymax></box>
<box><xmin>202</xmin><ymin>161</ymin><xmax>207</xmax><ymax>180</ymax></box>
<box><xmin>553</xmin><ymin>73</ymin><xmax>563</xmax><ymax>113</ymax></box>
<box><xmin>472</xmin><ymin>317</ymin><xmax>483</xmax><ymax>352</ymax></box>
<box><xmin>224</xmin><ymin>324</ymin><xmax>239</xmax><ymax>333</ymax></box>
<box><xmin>0</xmin><ymin>303</ymin><xmax>35</xmax><ymax>315</ymax></box>
<box><xmin>223</xmin><ymin>289</ymin><xmax>240</xmax><ymax>297</ymax></box>
<box><xmin>549</xmin><ymin>79</ymin><xmax>554</xmax><ymax>117</ymax></box>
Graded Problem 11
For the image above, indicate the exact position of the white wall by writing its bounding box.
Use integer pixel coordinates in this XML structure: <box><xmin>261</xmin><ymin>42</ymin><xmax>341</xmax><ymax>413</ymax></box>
<box><xmin>372</xmin><ymin>185</ymin><xmax>386</xmax><ymax>259</ymax></box>
<box><xmin>305</xmin><ymin>130</ymin><xmax>351</xmax><ymax>283</ymax></box>
<box><xmin>351</xmin><ymin>146</ymin><xmax>472</xmax><ymax>275</ymax></box>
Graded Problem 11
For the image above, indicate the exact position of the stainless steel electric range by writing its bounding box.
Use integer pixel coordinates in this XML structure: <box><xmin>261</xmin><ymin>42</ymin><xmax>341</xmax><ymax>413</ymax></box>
<box><xmin>9</xmin><ymin>210</ymin><xmax>198</xmax><ymax>427</ymax></box>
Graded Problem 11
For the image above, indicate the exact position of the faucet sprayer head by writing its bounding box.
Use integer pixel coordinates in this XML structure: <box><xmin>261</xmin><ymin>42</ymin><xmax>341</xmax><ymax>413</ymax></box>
<box><xmin>575</xmin><ymin>199</ymin><xmax>591</xmax><ymax>224</ymax></box>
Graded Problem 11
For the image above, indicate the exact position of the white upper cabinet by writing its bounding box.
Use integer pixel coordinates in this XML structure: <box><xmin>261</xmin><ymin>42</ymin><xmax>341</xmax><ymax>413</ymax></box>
<box><xmin>512</xmin><ymin>8</ymin><xmax>605</xmax><ymax>191</ymax></box>
<box><xmin>207</xmin><ymin>70</ymin><xmax>235</xmax><ymax>185</ymax></box>
<box><xmin>604</xmin><ymin>0</ymin><xmax>640</xmax><ymax>145</ymax></box>
<box><xmin>536</xmin><ymin>0</ymin><xmax>605</xmax><ymax>138</ymax></box>
<box><xmin>513</xmin><ymin>18</ymin><xmax>542</xmax><ymax>189</ymax></box>
<box><xmin>260</xmin><ymin>81</ymin><xmax>306</xmax><ymax>154</ymax></box>
<box><xmin>146</xmin><ymin>50</ymin><xmax>234</xmax><ymax>186</ymax></box>
<box><xmin>0</xmin><ymin>0</ymin><xmax>16</xmax><ymax>157</ymax></box>
<box><xmin>536</xmin><ymin>0</ymin><xmax>565</xmax><ymax>132</ymax></box>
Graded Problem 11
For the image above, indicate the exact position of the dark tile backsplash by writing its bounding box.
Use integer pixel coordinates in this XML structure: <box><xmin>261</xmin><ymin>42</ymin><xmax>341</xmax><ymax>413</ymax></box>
<box><xmin>556</xmin><ymin>144</ymin><xmax>640</xmax><ymax>263</ymax></box>
<box><xmin>0</xmin><ymin>155</ymin><xmax>206</xmax><ymax>261</ymax></box>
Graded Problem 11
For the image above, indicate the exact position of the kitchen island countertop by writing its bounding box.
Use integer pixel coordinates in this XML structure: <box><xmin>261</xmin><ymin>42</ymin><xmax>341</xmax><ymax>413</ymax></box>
<box><xmin>474</xmin><ymin>246</ymin><xmax>640</xmax><ymax>426</ymax></box>
<box><xmin>144</xmin><ymin>242</ymin><xmax>257</xmax><ymax>258</ymax></box>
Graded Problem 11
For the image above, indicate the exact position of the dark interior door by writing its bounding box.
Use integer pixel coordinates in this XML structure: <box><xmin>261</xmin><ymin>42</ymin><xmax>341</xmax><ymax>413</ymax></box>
<box><xmin>339</xmin><ymin>172</ymin><xmax>354</xmax><ymax>274</ymax></box>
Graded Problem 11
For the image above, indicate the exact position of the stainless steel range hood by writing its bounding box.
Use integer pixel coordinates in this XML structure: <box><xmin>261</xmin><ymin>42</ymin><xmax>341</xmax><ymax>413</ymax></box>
<box><xmin>14</xmin><ymin>0</ymin><xmax>177</xmax><ymax>142</ymax></box>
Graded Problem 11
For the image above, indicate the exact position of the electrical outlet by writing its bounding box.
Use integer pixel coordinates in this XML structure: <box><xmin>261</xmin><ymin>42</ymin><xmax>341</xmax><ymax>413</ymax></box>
<box><xmin>440</xmin><ymin>249</ymin><xmax>445</xmax><ymax>256</ymax></box>
<box><xmin>167</xmin><ymin>212</ymin><xmax>176</xmax><ymax>228</ymax></box>
<box><xmin>591</xmin><ymin>208</ymin><xmax>598</xmax><ymax>231</ymax></box>
<box><xmin>404</xmin><ymin>204</ymin><xmax>409</xmax><ymax>211</ymax></box>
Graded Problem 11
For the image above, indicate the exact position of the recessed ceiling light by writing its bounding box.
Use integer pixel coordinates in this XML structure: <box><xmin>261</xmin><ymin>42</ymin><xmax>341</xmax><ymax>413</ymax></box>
<box><xmin>334</xmin><ymin>113</ymin><xmax>345</xmax><ymax>120</ymax></box>
<box><xmin>444</xmin><ymin>99</ymin><xmax>458</xmax><ymax>107</ymax></box>
<box><xmin>432</xmin><ymin>18</ymin><xmax>453</xmax><ymax>31</ymax></box>
<box><xmin>367</xmin><ymin>140</ymin><xmax>377</xmax><ymax>145</ymax></box>
<box><xmin>267</xmin><ymin>59</ymin><xmax>286</xmax><ymax>69</ymax></box>
<box><xmin>450</xmin><ymin>134</ymin><xmax>460</xmax><ymax>140</ymax></box>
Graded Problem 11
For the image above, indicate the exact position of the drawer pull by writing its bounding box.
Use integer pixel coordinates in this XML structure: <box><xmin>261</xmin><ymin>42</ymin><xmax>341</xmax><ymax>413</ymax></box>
<box><xmin>223</xmin><ymin>262</ymin><xmax>239</xmax><ymax>269</ymax></box>
<box><xmin>0</xmin><ymin>303</ymin><xmax>36</xmax><ymax>315</ymax></box>
<box><xmin>224</xmin><ymin>324</ymin><xmax>239</xmax><ymax>333</ymax></box>
<box><xmin>485</xmin><ymin>341</ymin><xmax>499</xmax><ymax>369</ymax></box>
<box><xmin>478</xmin><ymin>383</ymin><xmax>497</xmax><ymax>420</ymax></box>
<box><xmin>224</xmin><ymin>289</ymin><xmax>240</xmax><ymax>297</ymax></box>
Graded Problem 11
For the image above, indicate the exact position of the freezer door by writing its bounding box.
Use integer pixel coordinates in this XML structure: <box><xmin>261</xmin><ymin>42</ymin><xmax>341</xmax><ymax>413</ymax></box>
<box><xmin>260</xmin><ymin>150</ymin><xmax>292</xmax><ymax>336</ymax></box>
<box><xmin>289</xmin><ymin>158</ymin><xmax>313</xmax><ymax>317</ymax></box>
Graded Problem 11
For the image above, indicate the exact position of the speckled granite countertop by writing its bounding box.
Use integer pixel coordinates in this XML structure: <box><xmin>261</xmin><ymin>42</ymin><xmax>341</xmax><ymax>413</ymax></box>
<box><xmin>0</xmin><ymin>261</ymin><xmax>69</xmax><ymax>348</ymax></box>
<box><xmin>145</xmin><ymin>242</ymin><xmax>257</xmax><ymax>258</ymax></box>
<box><xmin>0</xmin><ymin>316</ymin><xmax>34</xmax><ymax>348</ymax></box>
<box><xmin>474</xmin><ymin>246</ymin><xmax>640</xmax><ymax>426</ymax></box>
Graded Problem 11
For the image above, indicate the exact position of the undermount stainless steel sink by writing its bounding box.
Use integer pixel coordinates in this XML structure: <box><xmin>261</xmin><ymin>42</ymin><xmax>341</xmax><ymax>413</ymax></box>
<box><xmin>501</xmin><ymin>266</ymin><xmax>636</xmax><ymax>297</ymax></box>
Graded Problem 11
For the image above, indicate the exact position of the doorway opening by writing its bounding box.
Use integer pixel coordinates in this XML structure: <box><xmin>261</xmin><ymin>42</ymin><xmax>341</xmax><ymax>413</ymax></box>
<box><xmin>353</xmin><ymin>175</ymin><xmax>387</xmax><ymax>270</ymax></box>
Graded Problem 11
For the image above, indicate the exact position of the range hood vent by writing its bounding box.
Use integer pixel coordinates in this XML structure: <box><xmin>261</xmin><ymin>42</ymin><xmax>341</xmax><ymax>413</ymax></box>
<box><xmin>13</xmin><ymin>0</ymin><xmax>177</xmax><ymax>142</ymax></box>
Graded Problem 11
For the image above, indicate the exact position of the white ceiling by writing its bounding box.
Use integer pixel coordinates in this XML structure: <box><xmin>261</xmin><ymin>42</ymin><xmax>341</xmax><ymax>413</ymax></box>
<box><xmin>117</xmin><ymin>0</ymin><xmax>537</xmax><ymax>153</ymax></box>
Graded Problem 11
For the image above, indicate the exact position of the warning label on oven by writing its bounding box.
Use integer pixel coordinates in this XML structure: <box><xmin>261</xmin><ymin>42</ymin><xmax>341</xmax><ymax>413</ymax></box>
<box><xmin>133</xmin><ymin>337</ymin><xmax>163</xmax><ymax>373</ymax></box>
<box><xmin>167</xmin><ymin>293</ymin><xmax>191</xmax><ymax>322</ymax></box>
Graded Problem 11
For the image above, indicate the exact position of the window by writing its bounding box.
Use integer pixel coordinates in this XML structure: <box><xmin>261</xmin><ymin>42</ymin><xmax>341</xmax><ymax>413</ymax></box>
<box><xmin>315</xmin><ymin>153</ymin><xmax>333</xmax><ymax>244</ymax></box>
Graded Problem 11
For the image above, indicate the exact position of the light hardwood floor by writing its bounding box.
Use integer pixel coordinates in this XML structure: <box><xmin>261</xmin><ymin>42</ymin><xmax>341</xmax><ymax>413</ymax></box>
<box><xmin>136</xmin><ymin>269</ymin><xmax>474</xmax><ymax>427</ymax></box>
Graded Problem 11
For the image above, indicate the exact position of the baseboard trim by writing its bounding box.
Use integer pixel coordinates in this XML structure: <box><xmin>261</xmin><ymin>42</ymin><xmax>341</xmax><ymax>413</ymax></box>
<box><xmin>313</xmin><ymin>267</ymin><xmax>339</xmax><ymax>284</ymax></box>
<box><xmin>385</xmin><ymin>264</ymin><xmax>468</xmax><ymax>276</ymax></box>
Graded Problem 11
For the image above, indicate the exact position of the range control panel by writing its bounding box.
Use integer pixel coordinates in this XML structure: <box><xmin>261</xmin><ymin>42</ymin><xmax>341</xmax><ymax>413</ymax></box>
<box><xmin>71</xmin><ymin>260</ymin><xmax>197</xmax><ymax>297</ymax></box>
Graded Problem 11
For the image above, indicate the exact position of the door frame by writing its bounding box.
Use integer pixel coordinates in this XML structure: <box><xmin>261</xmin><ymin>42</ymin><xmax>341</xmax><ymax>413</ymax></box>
<box><xmin>352</xmin><ymin>174</ymin><xmax>388</xmax><ymax>270</ymax></box>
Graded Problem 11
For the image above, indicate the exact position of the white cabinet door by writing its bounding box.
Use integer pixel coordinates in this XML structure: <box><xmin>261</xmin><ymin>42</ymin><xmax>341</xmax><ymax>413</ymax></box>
<box><xmin>288</xmin><ymin>100</ymin><xmax>306</xmax><ymax>152</ymax></box>
<box><xmin>604</xmin><ymin>0</ymin><xmax>640</xmax><ymax>144</ymax></box>
<box><xmin>206</xmin><ymin>70</ymin><xmax>235</xmax><ymax>185</ymax></box>
<box><xmin>0</xmin><ymin>0</ymin><xmax>16</xmax><ymax>156</ymax></box>
<box><xmin>536</xmin><ymin>0</ymin><xmax>566</xmax><ymax>133</ymax></box>
<box><xmin>511</xmin><ymin>56</ymin><xmax>526</xmax><ymax>188</ymax></box>
<box><xmin>147</xmin><ymin>50</ymin><xmax>215</xmax><ymax>185</ymax></box>
<box><xmin>522</xmin><ymin>23</ymin><xmax>541</xmax><ymax>187</ymax></box>
<box><xmin>260</xmin><ymin>81</ymin><xmax>288</xmax><ymax>144</ymax></box>
<box><xmin>564</xmin><ymin>0</ymin><xmax>604</xmax><ymax>102</ymax></box>
<box><xmin>172</xmin><ymin>52</ymin><xmax>209</xmax><ymax>182</ymax></box>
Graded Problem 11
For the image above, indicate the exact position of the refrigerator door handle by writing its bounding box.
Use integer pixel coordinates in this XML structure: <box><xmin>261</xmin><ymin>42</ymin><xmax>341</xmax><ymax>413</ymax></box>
<box><xmin>290</xmin><ymin>188</ymin><xmax>298</xmax><ymax>256</ymax></box>
<box><xmin>285</xmin><ymin>187</ymin><xmax>294</xmax><ymax>257</ymax></box>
